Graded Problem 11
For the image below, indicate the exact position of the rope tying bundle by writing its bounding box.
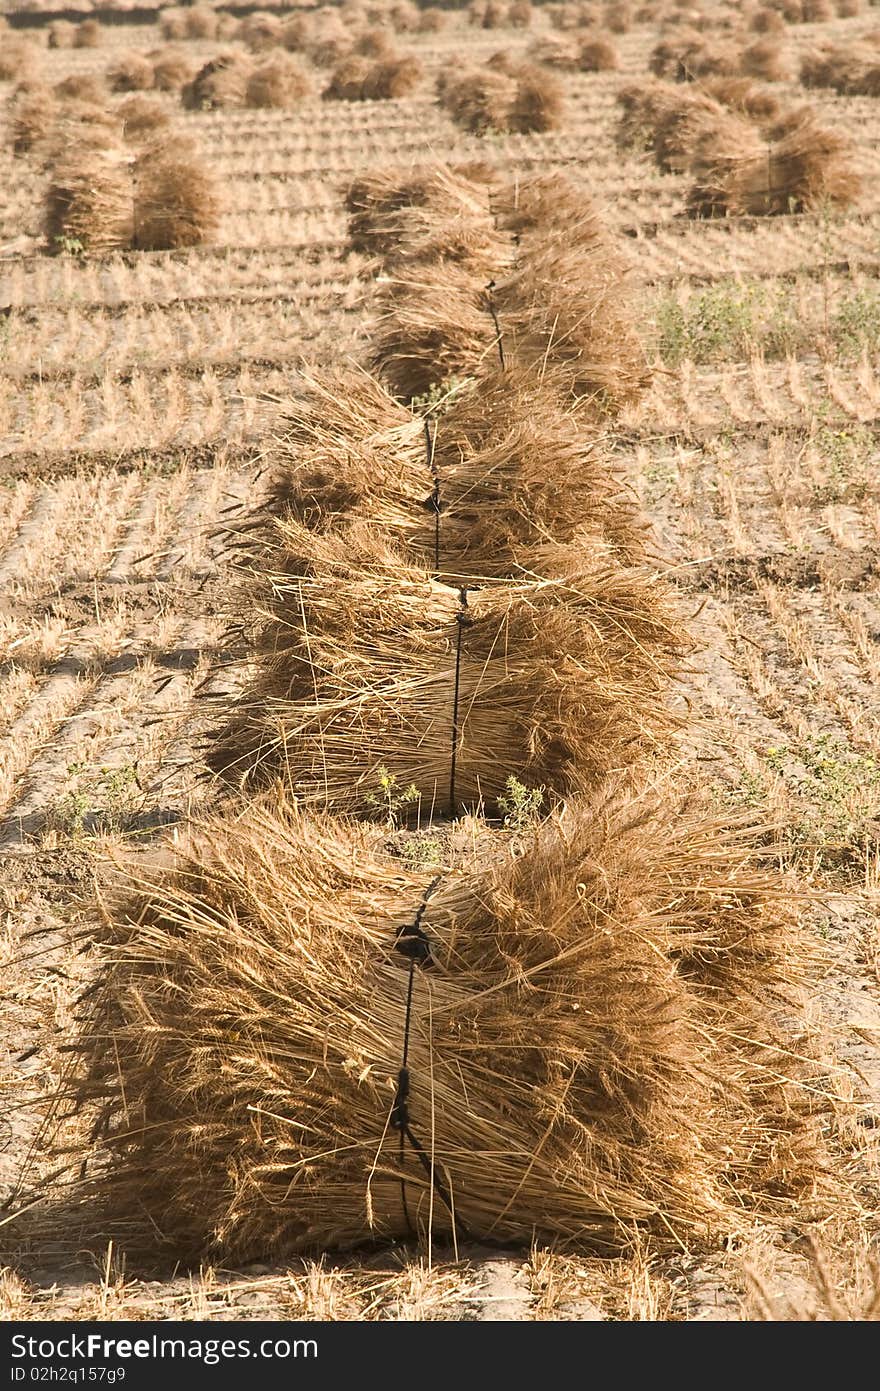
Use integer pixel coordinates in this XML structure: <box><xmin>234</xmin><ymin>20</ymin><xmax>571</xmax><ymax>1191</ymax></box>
<box><xmin>449</xmin><ymin>587</ymin><xmax>473</xmax><ymax>820</ymax></box>
<box><xmin>484</xmin><ymin>279</ymin><xmax>506</xmax><ymax>370</ymax></box>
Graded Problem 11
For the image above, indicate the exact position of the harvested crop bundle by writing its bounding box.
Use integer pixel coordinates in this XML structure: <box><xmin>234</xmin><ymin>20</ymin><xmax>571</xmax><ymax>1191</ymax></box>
<box><xmin>246</xmin><ymin>54</ymin><xmax>314</xmax><ymax>107</ymax></box>
<box><xmin>185</xmin><ymin>6</ymin><xmax>219</xmax><ymax>40</ymax></box>
<box><xmin>527</xmin><ymin>36</ymin><xmax>580</xmax><ymax>70</ymax></box>
<box><xmin>281</xmin><ymin>14</ymin><xmax>313</xmax><ymax>51</ymax></box>
<box><xmin>344</xmin><ymin>162</ymin><xmax>503</xmax><ymax>268</ymax></box>
<box><xmin>133</xmin><ymin>137</ymin><xmax>220</xmax><ymax>250</ymax></box>
<box><xmin>266</xmin><ymin>365</ymin><xmax>648</xmax><ymax>572</ymax></box>
<box><xmin>802</xmin><ymin>0</ymin><xmax>833</xmax><ymax>18</ymax></box>
<box><xmin>48</xmin><ymin>20</ymin><xmax>75</xmax><ymax>49</ymax></box>
<box><xmin>801</xmin><ymin>41</ymin><xmax>880</xmax><ymax>95</ymax></box>
<box><xmin>55</xmin><ymin>73</ymin><xmax>108</xmax><ymax>105</ymax></box>
<box><xmin>240</xmin><ymin>12</ymin><xmax>283</xmax><ymax>52</ymax></box>
<box><xmin>740</xmin><ymin>39</ymin><xmax>792</xmax><ymax>82</ymax></box>
<box><xmin>509</xmin><ymin>0</ymin><xmax>534</xmax><ymax>24</ymax></box>
<box><xmin>72</xmin><ymin>784</ymin><xmax>834</xmax><ymax>1259</ymax></box>
<box><xmin>9</xmin><ymin>82</ymin><xmax>58</xmax><ymax>156</ymax></box>
<box><xmin>687</xmin><ymin>108</ymin><xmax>862</xmax><ymax>216</ymax></box>
<box><xmin>74</xmin><ymin>18</ymin><xmax>101</xmax><ymax>48</ymax></box>
<box><xmin>108</xmin><ymin>52</ymin><xmax>155</xmax><ymax>94</ymax></box>
<box><xmin>604</xmin><ymin>1</ymin><xmax>632</xmax><ymax>31</ymax></box>
<box><xmin>183</xmin><ymin>52</ymin><xmax>253</xmax><ymax>109</ymax></box>
<box><xmin>44</xmin><ymin>145</ymin><xmax>134</xmax><ymax>255</ymax></box>
<box><xmin>650</xmin><ymin>32</ymin><xmax>739</xmax><ymax>81</ymax></box>
<box><xmin>579</xmin><ymin>35</ymin><xmax>620</xmax><ymax>71</ymax></box>
<box><xmin>0</xmin><ymin>38</ymin><xmax>39</xmax><ymax>83</ymax></box>
<box><xmin>439</xmin><ymin>62</ymin><xmax>564</xmax><ymax>134</ymax></box>
<box><xmin>208</xmin><ymin>519</ymin><xmax>685</xmax><ymax>809</ymax></box>
<box><xmin>159</xmin><ymin>8</ymin><xmax>188</xmax><ymax>41</ymax></box>
<box><xmin>356</xmin><ymin>26</ymin><xmax>394</xmax><ymax>57</ymax></box>
<box><xmin>324</xmin><ymin>54</ymin><xmax>373</xmax><ymax>99</ymax></box>
<box><xmin>390</xmin><ymin>0</ymin><xmax>420</xmax><ymax>29</ymax></box>
<box><xmin>362</xmin><ymin>57</ymin><xmax>423</xmax><ymax>100</ymax></box>
<box><xmin>616</xmin><ymin>79</ymin><xmax>726</xmax><ymax>171</ymax></box>
<box><xmin>507</xmin><ymin>62</ymin><xmax>564</xmax><ymax>132</ymax></box>
<box><xmin>118</xmin><ymin>95</ymin><xmax>172</xmax><ymax>141</ymax></box>
<box><xmin>750</xmin><ymin>6</ymin><xmax>786</xmax><ymax>32</ymax></box>
<box><xmin>150</xmin><ymin>47</ymin><xmax>197</xmax><ymax>93</ymax></box>
<box><xmin>418</xmin><ymin>8</ymin><xmax>447</xmax><ymax>31</ymax></box>
<box><xmin>701</xmin><ymin>76</ymin><xmax>782</xmax><ymax>123</ymax></box>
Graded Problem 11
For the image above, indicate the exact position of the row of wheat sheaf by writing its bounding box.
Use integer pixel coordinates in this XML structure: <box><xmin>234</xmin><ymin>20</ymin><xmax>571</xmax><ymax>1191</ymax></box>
<box><xmin>66</xmin><ymin>165</ymin><xmax>850</xmax><ymax>1263</ymax></box>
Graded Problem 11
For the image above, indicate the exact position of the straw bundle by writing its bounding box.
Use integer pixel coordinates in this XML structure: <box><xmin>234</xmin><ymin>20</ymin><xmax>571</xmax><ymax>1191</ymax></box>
<box><xmin>801</xmin><ymin>41</ymin><xmax>880</xmax><ymax>95</ymax></box>
<box><xmin>133</xmin><ymin>137</ymin><xmax>220</xmax><ymax>250</ymax></box>
<box><xmin>578</xmin><ymin>35</ymin><xmax>620</xmax><ymax>71</ymax></box>
<box><xmin>266</xmin><ymin>365</ymin><xmax>648</xmax><ymax>572</ymax></box>
<box><xmin>185</xmin><ymin>6</ymin><xmax>220</xmax><ymax>40</ymax></box>
<box><xmin>74</xmin><ymin>19</ymin><xmax>101</xmax><ymax>48</ymax></box>
<box><xmin>9</xmin><ymin>82</ymin><xmax>58</xmax><ymax>156</ymax></box>
<box><xmin>418</xmin><ymin>8</ymin><xmax>447</xmax><ymax>31</ymax></box>
<box><xmin>324</xmin><ymin>55</ymin><xmax>373</xmax><ymax>99</ymax></box>
<box><xmin>344</xmin><ymin>162</ymin><xmax>503</xmax><ymax>268</ymax></box>
<box><xmin>390</xmin><ymin>0</ymin><xmax>420</xmax><ymax>29</ymax></box>
<box><xmin>118</xmin><ymin>95</ymin><xmax>172</xmax><ymax>142</ymax></box>
<box><xmin>527</xmin><ymin>36</ymin><xmax>581</xmax><ymax>70</ymax></box>
<box><xmin>701</xmin><ymin>76</ymin><xmax>782</xmax><ymax>123</ymax></box>
<box><xmin>355</xmin><ymin>26</ymin><xmax>394</xmax><ymax>57</ymax></box>
<box><xmin>183</xmin><ymin>53</ymin><xmax>253</xmax><ymax>110</ymax></box>
<box><xmin>240</xmin><ymin>12</ymin><xmax>284</xmax><ymax>52</ymax></box>
<box><xmin>362</xmin><ymin>57</ymin><xmax>423</xmax><ymax>100</ymax></box>
<box><xmin>150</xmin><ymin>48</ymin><xmax>197</xmax><ymax>93</ymax></box>
<box><xmin>44</xmin><ymin>144</ymin><xmax>134</xmax><ymax>255</ymax></box>
<box><xmin>72</xmin><ymin>785</ymin><xmax>835</xmax><ymax>1258</ymax></box>
<box><xmin>208</xmin><ymin>518</ymin><xmax>685</xmax><ymax>809</ymax></box>
<box><xmin>616</xmin><ymin>80</ymin><xmax>727</xmax><ymax>172</ymax></box>
<box><xmin>686</xmin><ymin>108</ymin><xmax>862</xmax><ymax>216</ymax></box>
<box><xmin>802</xmin><ymin>0</ymin><xmax>833</xmax><ymax>18</ymax></box>
<box><xmin>740</xmin><ymin>39</ymin><xmax>792</xmax><ymax>81</ymax></box>
<box><xmin>507</xmin><ymin>63</ymin><xmax>565</xmax><ymax>133</ymax></box>
<box><xmin>650</xmin><ymin>31</ymin><xmax>739</xmax><ymax>81</ymax></box>
<box><xmin>159</xmin><ymin>9</ymin><xmax>189</xmax><ymax>41</ymax></box>
<box><xmin>438</xmin><ymin>67</ymin><xmax>519</xmax><ymax>133</ymax></box>
<box><xmin>48</xmin><ymin>20</ymin><xmax>75</xmax><ymax>49</ymax></box>
<box><xmin>751</xmin><ymin>6</ymin><xmax>786</xmax><ymax>32</ymax></box>
<box><xmin>509</xmin><ymin>0</ymin><xmax>534</xmax><ymax>25</ymax></box>
<box><xmin>108</xmin><ymin>52</ymin><xmax>155</xmax><ymax>93</ymax></box>
<box><xmin>246</xmin><ymin>54</ymin><xmax>314</xmax><ymax>108</ymax></box>
<box><xmin>282</xmin><ymin>14</ymin><xmax>312</xmax><ymax>51</ymax></box>
<box><xmin>604</xmin><ymin>1</ymin><xmax>632</xmax><ymax>31</ymax></box>
<box><xmin>55</xmin><ymin>74</ymin><xmax>108</xmax><ymax>105</ymax></box>
<box><xmin>0</xmin><ymin>38</ymin><xmax>39</xmax><ymax>83</ymax></box>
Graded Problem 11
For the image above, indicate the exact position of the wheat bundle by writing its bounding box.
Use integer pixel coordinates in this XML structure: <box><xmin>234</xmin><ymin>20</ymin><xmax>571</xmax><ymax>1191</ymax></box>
<box><xmin>344</xmin><ymin>162</ymin><xmax>503</xmax><ymax>269</ymax></box>
<box><xmin>604</xmin><ymin>1</ymin><xmax>632</xmax><ymax>31</ymax></box>
<box><xmin>771</xmin><ymin>0</ymin><xmax>804</xmax><ymax>20</ymax></box>
<box><xmin>390</xmin><ymin>0</ymin><xmax>420</xmax><ymax>30</ymax></box>
<box><xmin>159</xmin><ymin>9</ymin><xmax>188</xmax><ymax>41</ymax></box>
<box><xmin>48</xmin><ymin>20</ymin><xmax>75</xmax><ymax>49</ymax></box>
<box><xmin>265</xmin><ymin>365</ymin><xmax>647</xmax><ymax>572</ymax></box>
<box><xmin>687</xmin><ymin>108</ymin><xmax>862</xmax><ymax>216</ymax></box>
<box><xmin>527</xmin><ymin>36</ymin><xmax>580</xmax><ymax>70</ymax></box>
<box><xmin>246</xmin><ymin>54</ymin><xmax>314</xmax><ymax>107</ymax></box>
<box><xmin>438</xmin><ymin>67</ymin><xmax>519</xmax><ymax>133</ymax></box>
<box><xmin>470</xmin><ymin>0</ymin><xmax>508</xmax><ymax>27</ymax></box>
<box><xmin>74</xmin><ymin>19</ymin><xmax>101</xmax><ymax>48</ymax></box>
<box><xmin>751</xmin><ymin>6</ymin><xmax>786</xmax><ymax>32</ymax></box>
<box><xmin>209</xmin><ymin>518</ymin><xmax>685</xmax><ymax>808</ymax></box>
<box><xmin>217</xmin><ymin>14</ymin><xmax>242</xmax><ymax>41</ymax></box>
<box><xmin>9</xmin><ymin>82</ymin><xmax>58</xmax><ymax>156</ymax></box>
<box><xmin>71</xmin><ymin>782</ymin><xmax>835</xmax><ymax>1259</ymax></box>
<box><xmin>0</xmin><ymin>38</ymin><xmax>39</xmax><ymax>83</ymax></box>
<box><xmin>183</xmin><ymin>52</ymin><xmax>254</xmax><ymax>109</ymax></box>
<box><xmin>240</xmin><ymin>12</ymin><xmax>284</xmax><ymax>52</ymax></box>
<box><xmin>801</xmin><ymin>41</ymin><xmax>880</xmax><ymax>95</ymax></box>
<box><xmin>55</xmin><ymin>73</ymin><xmax>108</xmax><ymax>106</ymax></box>
<box><xmin>740</xmin><ymin>39</ymin><xmax>792</xmax><ymax>81</ymax></box>
<box><xmin>701</xmin><ymin>76</ymin><xmax>782</xmax><ymax>122</ymax></box>
<box><xmin>616</xmin><ymin>79</ymin><xmax>727</xmax><ymax>171</ymax></box>
<box><xmin>118</xmin><ymin>95</ymin><xmax>172</xmax><ymax>142</ymax></box>
<box><xmin>418</xmin><ymin>8</ymin><xmax>447</xmax><ymax>31</ymax></box>
<box><xmin>150</xmin><ymin>48</ymin><xmax>197</xmax><ymax>93</ymax></box>
<box><xmin>362</xmin><ymin>57</ymin><xmax>423</xmax><ymax>100</ymax></box>
<box><xmin>578</xmin><ymin>34</ymin><xmax>620</xmax><ymax>70</ymax></box>
<box><xmin>133</xmin><ymin>136</ymin><xmax>220</xmax><ymax>250</ymax></box>
<box><xmin>507</xmin><ymin>63</ymin><xmax>565</xmax><ymax>132</ymax></box>
<box><xmin>802</xmin><ymin>0</ymin><xmax>833</xmax><ymax>18</ymax></box>
<box><xmin>281</xmin><ymin>14</ymin><xmax>313</xmax><ymax>51</ymax></box>
<box><xmin>44</xmin><ymin>144</ymin><xmax>134</xmax><ymax>255</ymax></box>
<box><xmin>650</xmin><ymin>32</ymin><xmax>739</xmax><ymax>81</ymax></box>
<box><xmin>309</xmin><ymin>35</ymin><xmax>354</xmax><ymax>68</ymax></box>
<box><xmin>186</xmin><ymin>6</ymin><xmax>220</xmax><ymax>40</ymax></box>
<box><xmin>323</xmin><ymin>54</ymin><xmax>373</xmax><ymax>99</ymax></box>
<box><xmin>837</xmin><ymin>0</ymin><xmax>863</xmax><ymax>14</ymax></box>
<box><xmin>108</xmin><ymin>52</ymin><xmax>155</xmax><ymax>94</ymax></box>
<box><xmin>355</xmin><ymin>26</ymin><xmax>393</xmax><ymax>57</ymax></box>
<box><xmin>509</xmin><ymin>0</ymin><xmax>534</xmax><ymax>24</ymax></box>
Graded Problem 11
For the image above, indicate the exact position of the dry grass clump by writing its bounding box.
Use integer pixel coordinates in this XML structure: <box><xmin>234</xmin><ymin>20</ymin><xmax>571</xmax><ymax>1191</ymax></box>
<box><xmin>578</xmin><ymin>34</ymin><xmax>620</xmax><ymax>71</ymax></box>
<box><xmin>509</xmin><ymin>0</ymin><xmax>534</xmax><ymax>24</ymax></box>
<box><xmin>390</xmin><ymin>0</ymin><xmax>421</xmax><ymax>29</ymax></box>
<box><xmin>802</xmin><ymin>0</ymin><xmax>833</xmax><ymax>18</ymax></box>
<box><xmin>527</xmin><ymin>36</ymin><xmax>580</xmax><ymax>70</ymax></box>
<box><xmin>240</xmin><ymin>12</ymin><xmax>283</xmax><ymax>52</ymax></box>
<box><xmin>183</xmin><ymin>52</ymin><xmax>254</xmax><ymax>110</ymax></box>
<box><xmin>9</xmin><ymin>82</ymin><xmax>59</xmax><ymax>156</ymax></box>
<box><xmin>150</xmin><ymin>47</ymin><xmax>197</xmax><ymax>93</ymax></box>
<box><xmin>325</xmin><ymin>53</ymin><xmax>422</xmax><ymax>100</ymax></box>
<box><xmin>469</xmin><ymin>0</ymin><xmax>510</xmax><ymax>26</ymax></box>
<box><xmin>266</xmin><ymin>365</ymin><xmax>647</xmax><ymax>573</ymax></box>
<box><xmin>185</xmin><ymin>6</ymin><xmax>220</xmax><ymax>40</ymax></box>
<box><xmin>801</xmin><ymin>41</ymin><xmax>880</xmax><ymax>95</ymax></box>
<box><xmin>246</xmin><ymin>54</ymin><xmax>314</xmax><ymax>108</ymax></box>
<box><xmin>344</xmin><ymin>162</ymin><xmax>502</xmax><ymax>268</ymax></box>
<box><xmin>686</xmin><ymin>107</ymin><xmax>862</xmax><ymax>216</ymax></box>
<box><xmin>439</xmin><ymin>62</ymin><xmax>564</xmax><ymax>134</ymax></box>
<box><xmin>355</xmin><ymin>25</ymin><xmax>394</xmax><ymax>58</ymax></box>
<box><xmin>701</xmin><ymin>76</ymin><xmax>782</xmax><ymax>122</ymax></box>
<box><xmin>751</xmin><ymin>5</ymin><xmax>786</xmax><ymax>31</ymax></box>
<box><xmin>118</xmin><ymin>95</ymin><xmax>172</xmax><ymax>142</ymax></box>
<box><xmin>71</xmin><ymin>784</ymin><xmax>837</xmax><ymax>1259</ymax></box>
<box><xmin>616</xmin><ymin>79</ymin><xmax>727</xmax><ymax>171</ymax></box>
<box><xmin>281</xmin><ymin>14</ymin><xmax>312</xmax><ymax>51</ymax></box>
<box><xmin>55</xmin><ymin>73</ymin><xmax>108</xmax><ymax>105</ymax></box>
<box><xmin>418</xmin><ymin>7</ymin><xmax>448</xmax><ymax>31</ymax></box>
<box><xmin>44</xmin><ymin>144</ymin><xmax>134</xmax><ymax>255</ymax></box>
<box><xmin>74</xmin><ymin>19</ymin><xmax>101</xmax><ymax>49</ymax></box>
<box><xmin>208</xmin><ymin>518</ymin><xmax>686</xmax><ymax>809</ymax></box>
<box><xmin>0</xmin><ymin>38</ymin><xmax>40</xmax><ymax>83</ymax></box>
<box><xmin>159</xmin><ymin>8</ymin><xmax>188</xmax><ymax>41</ymax></box>
<box><xmin>108</xmin><ymin>52</ymin><xmax>155</xmax><ymax>93</ymax></box>
<box><xmin>740</xmin><ymin>39</ymin><xmax>792</xmax><ymax>81</ymax></box>
<box><xmin>604</xmin><ymin>1</ymin><xmax>632</xmax><ymax>31</ymax></box>
<box><xmin>133</xmin><ymin>136</ymin><xmax>220</xmax><ymax>250</ymax></box>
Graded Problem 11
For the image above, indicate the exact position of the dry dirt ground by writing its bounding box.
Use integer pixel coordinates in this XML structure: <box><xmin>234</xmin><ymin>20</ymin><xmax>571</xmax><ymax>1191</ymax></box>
<box><xmin>1</xmin><ymin>0</ymin><xmax>880</xmax><ymax>1321</ymax></box>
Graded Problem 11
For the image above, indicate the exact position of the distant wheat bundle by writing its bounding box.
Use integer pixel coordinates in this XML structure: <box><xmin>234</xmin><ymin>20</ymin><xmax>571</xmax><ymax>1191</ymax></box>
<box><xmin>344</xmin><ymin>162</ymin><xmax>503</xmax><ymax>268</ymax></box>
<box><xmin>616</xmin><ymin>80</ymin><xmax>728</xmax><ymax>171</ymax></box>
<box><xmin>650</xmin><ymin>31</ymin><xmax>739</xmax><ymax>81</ymax></box>
<box><xmin>700</xmin><ymin>77</ymin><xmax>782</xmax><ymax>124</ymax></box>
<box><xmin>150</xmin><ymin>48</ymin><xmax>198</xmax><ymax>94</ymax></box>
<box><xmin>118</xmin><ymin>95</ymin><xmax>172</xmax><ymax>142</ymax></box>
<box><xmin>9</xmin><ymin>82</ymin><xmax>59</xmax><ymax>156</ymax></box>
<box><xmin>44</xmin><ymin>144</ymin><xmax>134</xmax><ymax>255</ymax></box>
<box><xmin>325</xmin><ymin>54</ymin><xmax>422</xmax><ymax>100</ymax></box>
<box><xmin>183</xmin><ymin>53</ymin><xmax>254</xmax><ymax>110</ymax></box>
<box><xmin>578</xmin><ymin>34</ymin><xmax>620</xmax><ymax>71</ymax></box>
<box><xmin>71</xmin><ymin>786</ymin><xmax>837</xmax><ymax>1259</ymax></box>
<box><xmin>739</xmin><ymin>39</ymin><xmax>792</xmax><ymax>82</ymax></box>
<box><xmin>438</xmin><ymin>63</ymin><xmax>564</xmax><ymax>134</ymax></box>
<box><xmin>133</xmin><ymin>137</ymin><xmax>220</xmax><ymax>250</ymax></box>
<box><xmin>687</xmin><ymin>109</ymin><xmax>862</xmax><ymax>217</ymax></box>
<box><xmin>74</xmin><ymin>19</ymin><xmax>101</xmax><ymax>48</ymax></box>
<box><xmin>264</xmin><ymin>366</ymin><xmax>648</xmax><ymax>573</ymax></box>
<box><xmin>240</xmin><ymin>11</ymin><xmax>283</xmax><ymax>51</ymax></box>
<box><xmin>108</xmin><ymin>52</ymin><xmax>155</xmax><ymax>93</ymax></box>
<box><xmin>55</xmin><ymin>73</ymin><xmax>108</xmax><ymax>106</ymax></box>
<box><xmin>801</xmin><ymin>40</ymin><xmax>880</xmax><ymax>96</ymax></box>
<box><xmin>527</xmin><ymin>36</ymin><xmax>580</xmax><ymax>70</ymax></box>
<box><xmin>208</xmin><ymin>519</ymin><xmax>686</xmax><ymax>810</ymax></box>
<box><xmin>246</xmin><ymin>53</ymin><xmax>314</xmax><ymax>108</ymax></box>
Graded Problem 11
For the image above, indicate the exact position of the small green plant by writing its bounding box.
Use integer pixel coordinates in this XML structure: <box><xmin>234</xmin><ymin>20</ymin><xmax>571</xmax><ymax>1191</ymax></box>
<box><xmin>54</xmin><ymin>234</ymin><xmax>85</xmax><ymax>257</ymax></box>
<box><xmin>498</xmin><ymin>775</ymin><xmax>545</xmax><ymax>831</ymax></box>
<box><xmin>364</xmin><ymin>766</ymin><xmax>420</xmax><ymax>828</ymax></box>
<box><xmin>48</xmin><ymin>761</ymin><xmax>142</xmax><ymax>839</ymax></box>
<box><xmin>655</xmin><ymin>282</ymin><xmax>802</xmax><ymax>366</ymax></box>
<box><xmin>812</xmin><ymin>424</ymin><xmax>871</xmax><ymax>504</ymax></box>
<box><xmin>765</xmin><ymin>734</ymin><xmax>880</xmax><ymax>872</ymax></box>
<box><xmin>833</xmin><ymin>288</ymin><xmax>880</xmax><ymax>360</ymax></box>
<box><xmin>399</xmin><ymin>835</ymin><xmax>444</xmax><ymax>870</ymax></box>
<box><xmin>53</xmin><ymin>762</ymin><xmax>92</xmax><ymax>837</ymax></box>
<box><xmin>410</xmin><ymin>375</ymin><xmax>472</xmax><ymax>415</ymax></box>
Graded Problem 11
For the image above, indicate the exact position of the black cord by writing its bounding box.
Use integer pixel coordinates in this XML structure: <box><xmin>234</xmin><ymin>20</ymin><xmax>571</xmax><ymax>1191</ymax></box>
<box><xmin>423</xmin><ymin>416</ymin><xmax>441</xmax><ymax>576</ymax></box>
<box><xmin>484</xmin><ymin>280</ymin><xmax>506</xmax><ymax>370</ymax></box>
<box><xmin>448</xmin><ymin>588</ymin><xmax>472</xmax><ymax>819</ymax></box>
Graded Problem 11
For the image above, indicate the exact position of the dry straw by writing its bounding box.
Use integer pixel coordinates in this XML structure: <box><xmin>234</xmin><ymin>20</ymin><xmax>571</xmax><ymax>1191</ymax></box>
<box><xmin>246</xmin><ymin>54</ymin><xmax>314</xmax><ymax>108</ymax></box>
<box><xmin>118</xmin><ymin>95</ymin><xmax>172</xmax><ymax>143</ymax></box>
<box><xmin>9</xmin><ymin>82</ymin><xmax>59</xmax><ymax>157</ymax></box>
<box><xmin>108</xmin><ymin>52</ymin><xmax>155</xmax><ymax>93</ymax></box>
<box><xmin>264</xmin><ymin>365</ymin><xmax>649</xmax><ymax>573</ymax></box>
<box><xmin>616</xmin><ymin>80</ymin><xmax>728</xmax><ymax>172</ymax></box>
<box><xmin>700</xmin><ymin>77</ymin><xmax>782</xmax><ymax>125</ymax></box>
<box><xmin>133</xmin><ymin>136</ymin><xmax>220</xmax><ymax>251</ymax></box>
<box><xmin>578</xmin><ymin>35</ymin><xmax>620</xmax><ymax>71</ymax></box>
<box><xmin>55</xmin><ymin>73</ymin><xmax>108</xmax><ymax>106</ymax></box>
<box><xmin>344</xmin><ymin>162</ymin><xmax>502</xmax><ymax>268</ymax></box>
<box><xmin>438</xmin><ymin>62</ymin><xmax>564</xmax><ymax>134</ymax></box>
<box><xmin>183</xmin><ymin>53</ymin><xmax>254</xmax><ymax>110</ymax></box>
<box><xmin>208</xmin><ymin>517</ymin><xmax>686</xmax><ymax>810</ymax></box>
<box><xmin>150</xmin><ymin>48</ymin><xmax>198</xmax><ymax>94</ymax></box>
<box><xmin>71</xmin><ymin>785</ymin><xmax>840</xmax><ymax>1259</ymax></box>
<box><xmin>44</xmin><ymin>144</ymin><xmax>134</xmax><ymax>255</ymax></box>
